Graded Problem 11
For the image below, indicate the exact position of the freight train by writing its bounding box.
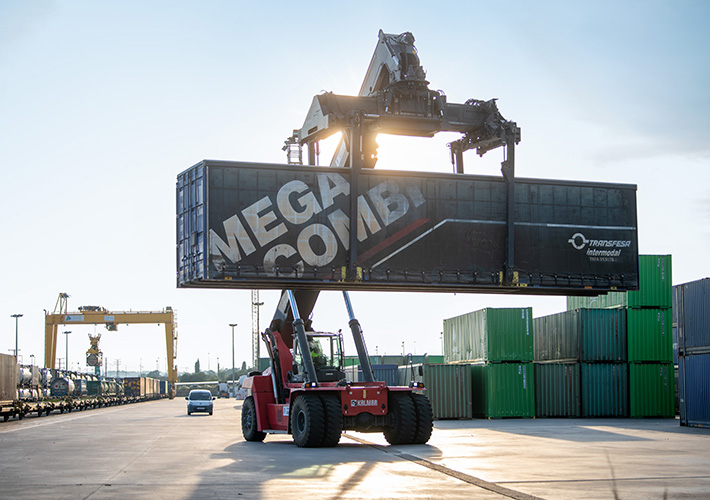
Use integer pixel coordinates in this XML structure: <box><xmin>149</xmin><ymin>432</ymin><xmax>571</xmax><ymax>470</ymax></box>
<box><xmin>0</xmin><ymin>354</ymin><xmax>168</xmax><ymax>422</ymax></box>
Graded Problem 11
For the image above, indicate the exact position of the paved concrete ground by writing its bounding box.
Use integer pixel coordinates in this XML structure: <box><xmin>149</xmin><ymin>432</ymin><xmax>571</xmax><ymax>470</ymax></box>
<box><xmin>0</xmin><ymin>397</ymin><xmax>707</xmax><ymax>499</ymax></box>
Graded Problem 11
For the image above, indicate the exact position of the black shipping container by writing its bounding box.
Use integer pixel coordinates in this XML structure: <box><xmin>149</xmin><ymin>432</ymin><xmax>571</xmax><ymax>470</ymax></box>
<box><xmin>177</xmin><ymin>161</ymin><xmax>639</xmax><ymax>294</ymax></box>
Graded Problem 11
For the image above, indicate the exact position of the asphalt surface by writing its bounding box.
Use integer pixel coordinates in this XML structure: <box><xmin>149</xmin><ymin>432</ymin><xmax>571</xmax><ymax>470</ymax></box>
<box><xmin>0</xmin><ymin>397</ymin><xmax>708</xmax><ymax>499</ymax></box>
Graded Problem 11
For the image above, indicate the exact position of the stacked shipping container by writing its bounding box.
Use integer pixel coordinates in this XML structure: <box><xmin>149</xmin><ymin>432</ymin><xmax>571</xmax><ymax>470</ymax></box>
<box><xmin>675</xmin><ymin>278</ymin><xmax>710</xmax><ymax>427</ymax></box>
<box><xmin>565</xmin><ymin>255</ymin><xmax>674</xmax><ymax>418</ymax></box>
<box><xmin>443</xmin><ymin>308</ymin><xmax>534</xmax><ymax>418</ymax></box>
<box><xmin>534</xmin><ymin>309</ymin><xmax>628</xmax><ymax>417</ymax></box>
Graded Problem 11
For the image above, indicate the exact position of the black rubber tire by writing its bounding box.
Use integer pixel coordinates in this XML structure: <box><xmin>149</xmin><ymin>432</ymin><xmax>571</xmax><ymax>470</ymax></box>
<box><xmin>319</xmin><ymin>394</ymin><xmax>343</xmax><ymax>447</ymax></box>
<box><xmin>410</xmin><ymin>392</ymin><xmax>434</xmax><ymax>444</ymax></box>
<box><xmin>242</xmin><ymin>396</ymin><xmax>266</xmax><ymax>442</ymax></box>
<box><xmin>384</xmin><ymin>391</ymin><xmax>417</xmax><ymax>445</ymax></box>
<box><xmin>292</xmin><ymin>394</ymin><xmax>325</xmax><ymax>448</ymax></box>
<box><xmin>187</xmin><ymin>410</ymin><xmax>191</xmax><ymax>415</ymax></box>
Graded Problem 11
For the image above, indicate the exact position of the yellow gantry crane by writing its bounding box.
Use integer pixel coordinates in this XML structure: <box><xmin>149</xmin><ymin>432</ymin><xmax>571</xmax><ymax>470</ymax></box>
<box><xmin>44</xmin><ymin>293</ymin><xmax>178</xmax><ymax>398</ymax></box>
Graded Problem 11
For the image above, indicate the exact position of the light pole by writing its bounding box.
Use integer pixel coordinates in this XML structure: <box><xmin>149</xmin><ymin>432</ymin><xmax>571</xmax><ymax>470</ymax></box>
<box><xmin>229</xmin><ymin>323</ymin><xmax>237</xmax><ymax>397</ymax></box>
<box><xmin>11</xmin><ymin>314</ymin><xmax>22</xmax><ymax>361</ymax></box>
<box><xmin>63</xmin><ymin>331</ymin><xmax>71</xmax><ymax>371</ymax></box>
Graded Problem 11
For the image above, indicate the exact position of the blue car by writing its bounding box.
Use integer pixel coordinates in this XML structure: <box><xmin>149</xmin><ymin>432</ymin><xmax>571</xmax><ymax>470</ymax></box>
<box><xmin>186</xmin><ymin>389</ymin><xmax>214</xmax><ymax>415</ymax></box>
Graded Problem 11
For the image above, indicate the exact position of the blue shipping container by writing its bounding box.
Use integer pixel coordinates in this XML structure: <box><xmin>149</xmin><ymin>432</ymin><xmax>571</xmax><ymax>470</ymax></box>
<box><xmin>675</xmin><ymin>278</ymin><xmax>710</xmax><ymax>352</ymax></box>
<box><xmin>346</xmin><ymin>364</ymin><xmax>400</xmax><ymax>387</ymax></box>
<box><xmin>679</xmin><ymin>353</ymin><xmax>710</xmax><ymax>428</ymax></box>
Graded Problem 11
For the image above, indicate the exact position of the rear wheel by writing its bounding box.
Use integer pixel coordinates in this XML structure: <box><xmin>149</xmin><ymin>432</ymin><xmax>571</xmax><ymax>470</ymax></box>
<box><xmin>242</xmin><ymin>396</ymin><xmax>266</xmax><ymax>442</ymax></box>
<box><xmin>384</xmin><ymin>391</ymin><xmax>417</xmax><ymax>445</ymax></box>
<box><xmin>410</xmin><ymin>393</ymin><xmax>434</xmax><ymax>444</ymax></box>
<box><xmin>292</xmin><ymin>394</ymin><xmax>325</xmax><ymax>448</ymax></box>
<box><xmin>320</xmin><ymin>394</ymin><xmax>343</xmax><ymax>447</ymax></box>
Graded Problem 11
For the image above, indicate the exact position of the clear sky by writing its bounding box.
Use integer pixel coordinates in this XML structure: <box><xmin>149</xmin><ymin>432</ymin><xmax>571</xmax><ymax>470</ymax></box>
<box><xmin>2</xmin><ymin>1</ymin><xmax>708</xmax><ymax>375</ymax></box>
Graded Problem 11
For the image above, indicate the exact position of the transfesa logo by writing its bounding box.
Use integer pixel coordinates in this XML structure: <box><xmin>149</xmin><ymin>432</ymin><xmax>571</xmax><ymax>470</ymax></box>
<box><xmin>568</xmin><ymin>233</ymin><xmax>632</xmax><ymax>262</ymax></box>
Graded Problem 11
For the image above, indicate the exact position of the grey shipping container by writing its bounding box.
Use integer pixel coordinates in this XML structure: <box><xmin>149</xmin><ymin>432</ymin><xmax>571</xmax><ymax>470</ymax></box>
<box><xmin>679</xmin><ymin>353</ymin><xmax>710</xmax><ymax>427</ymax></box>
<box><xmin>581</xmin><ymin>363</ymin><xmax>629</xmax><ymax>417</ymax></box>
<box><xmin>398</xmin><ymin>363</ymin><xmax>472</xmax><ymax>420</ymax></box>
<box><xmin>534</xmin><ymin>308</ymin><xmax>627</xmax><ymax>362</ymax></box>
<box><xmin>177</xmin><ymin>160</ymin><xmax>639</xmax><ymax>294</ymax></box>
<box><xmin>534</xmin><ymin>362</ymin><xmax>581</xmax><ymax>417</ymax></box>
<box><xmin>0</xmin><ymin>354</ymin><xmax>17</xmax><ymax>401</ymax></box>
<box><xmin>675</xmin><ymin>278</ymin><xmax>710</xmax><ymax>352</ymax></box>
<box><xmin>444</xmin><ymin>307</ymin><xmax>533</xmax><ymax>363</ymax></box>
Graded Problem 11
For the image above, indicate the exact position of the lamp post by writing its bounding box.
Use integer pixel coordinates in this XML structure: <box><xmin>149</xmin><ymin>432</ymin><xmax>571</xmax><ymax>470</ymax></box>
<box><xmin>229</xmin><ymin>323</ymin><xmax>237</xmax><ymax>398</ymax></box>
<box><xmin>63</xmin><ymin>331</ymin><xmax>71</xmax><ymax>371</ymax></box>
<box><xmin>11</xmin><ymin>314</ymin><xmax>22</xmax><ymax>361</ymax></box>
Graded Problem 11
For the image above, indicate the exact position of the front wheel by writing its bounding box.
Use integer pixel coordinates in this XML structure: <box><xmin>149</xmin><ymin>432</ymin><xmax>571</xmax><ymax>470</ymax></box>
<box><xmin>410</xmin><ymin>393</ymin><xmax>434</xmax><ymax>444</ymax></box>
<box><xmin>242</xmin><ymin>396</ymin><xmax>266</xmax><ymax>442</ymax></box>
<box><xmin>384</xmin><ymin>391</ymin><xmax>417</xmax><ymax>445</ymax></box>
<box><xmin>292</xmin><ymin>394</ymin><xmax>325</xmax><ymax>448</ymax></box>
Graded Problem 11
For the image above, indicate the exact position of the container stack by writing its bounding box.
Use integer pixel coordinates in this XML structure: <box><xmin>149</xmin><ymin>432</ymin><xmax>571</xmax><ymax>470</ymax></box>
<box><xmin>534</xmin><ymin>308</ymin><xmax>628</xmax><ymax>417</ymax></box>
<box><xmin>676</xmin><ymin>278</ymin><xmax>710</xmax><ymax>427</ymax></box>
<box><xmin>566</xmin><ymin>255</ymin><xmax>674</xmax><ymax>418</ymax></box>
<box><xmin>444</xmin><ymin>308</ymin><xmax>534</xmax><ymax>418</ymax></box>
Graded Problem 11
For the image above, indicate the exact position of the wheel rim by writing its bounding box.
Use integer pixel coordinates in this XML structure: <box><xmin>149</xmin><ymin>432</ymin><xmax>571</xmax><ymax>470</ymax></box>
<box><xmin>296</xmin><ymin>410</ymin><xmax>306</xmax><ymax>434</ymax></box>
<box><xmin>245</xmin><ymin>405</ymin><xmax>254</xmax><ymax>428</ymax></box>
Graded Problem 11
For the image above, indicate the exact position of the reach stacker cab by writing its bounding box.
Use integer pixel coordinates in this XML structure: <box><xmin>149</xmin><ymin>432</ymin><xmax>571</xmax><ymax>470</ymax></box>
<box><xmin>241</xmin><ymin>290</ymin><xmax>433</xmax><ymax>447</ymax></box>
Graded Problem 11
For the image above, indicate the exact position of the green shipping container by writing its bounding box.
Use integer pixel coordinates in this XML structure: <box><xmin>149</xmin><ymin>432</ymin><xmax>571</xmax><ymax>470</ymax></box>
<box><xmin>534</xmin><ymin>362</ymin><xmax>581</xmax><ymax>417</ymax></box>
<box><xmin>629</xmin><ymin>363</ymin><xmax>675</xmax><ymax>418</ymax></box>
<box><xmin>87</xmin><ymin>380</ymin><xmax>101</xmax><ymax>396</ymax></box>
<box><xmin>581</xmin><ymin>363</ymin><xmax>629</xmax><ymax>417</ymax></box>
<box><xmin>470</xmin><ymin>362</ymin><xmax>535</xmax><ymax>418</ymax></box>
<box><xmin>397</xmin><ymin>363</ymin><xmax>473</xmax><ymax>420</ymax></box>
<box><xmin>567</xmin><ymin>255</ymin><xmax>672</xmax><ymax>310</ymax></box>
<box><xmin>444</xmin><ymin>308</ymin><xmax>533</xmax><ymax>363</ymax></box>
<box><xmin>627</xmin><ymin>308</ymin><xmax>673</xmax><ymax>362</ymax></box>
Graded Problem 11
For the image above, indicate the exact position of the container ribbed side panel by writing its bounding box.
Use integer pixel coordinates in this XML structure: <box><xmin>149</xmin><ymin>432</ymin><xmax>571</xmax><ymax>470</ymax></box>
<box><xmin>397</xmin><ymin>364</ymin><xmax>473</xmax><ymax>420</ymax></box>
<box><xmin>444</xmin><ymin>308</ymin><xmax>533</xmax><ymax>363</ymax></box>
<box><xmin>579</xmin><ymin>309</ymin><xmax>627</xmax><ymax>362</ymax></box>
<box><xmin>679</xmin><ymin>353</ymin><xmax>710</xmax><ymax>427</ymax></box>
<box><xmin>627</xmin><ymin>309</ymin><xmax>673</xmax><ymax>362</ymax></box>
<box><xmin>354</xmin><ymin>365</ymin><xmax>399</xmax><ymax>386</ymax></box>
<box><xmin>534</xmin><ymin>362</ymin><xmax>581</xmax><ymax>417</ymax></box>
<box><xmin>471</xmin><ymin>363</ymin><xmax>535</xmax><ymax>418</ymax></box>
<box><xmin>581</xmin><ymin>363</ymin><xmax>629</xmax><ymax>417</ymax></box>
<box><xmin>675</xmin><ymin>278</ymin><xmax>710</xmax><ymax>351</ymax></box>
<box><xmin>567</xmin><ymin>255</ymin><xmax>672</xmax><ymax>309</ymax></box>
<box><xmin>427</xmin><ymin>364</ymin><xmax>473</xmax><ymax>420</ymax></box>
<box><xmin>0</xmin><ymin>354</ymin><xmax>17</xmax><ymax>401</ymax></box>
<box><xmin>534</xmin><ymin>309</ymin><xmax>626</xmax><ymax>362</ymax></box>
<box><xmin>533</xmin><ymin>312</ymin><xmax>578</xmax><ymax>360</ymax></box>
<box><xmin>629</xmin><ymin>363</ymin><xmax>675</xmax><ymax>418</ymax></box>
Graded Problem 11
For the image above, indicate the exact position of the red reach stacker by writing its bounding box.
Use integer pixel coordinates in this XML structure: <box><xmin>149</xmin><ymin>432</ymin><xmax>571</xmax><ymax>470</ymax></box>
<box><xmin>241</xmin><ymin>290</ymin><xmax>433</xmax><ymax>447</ymax></box>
